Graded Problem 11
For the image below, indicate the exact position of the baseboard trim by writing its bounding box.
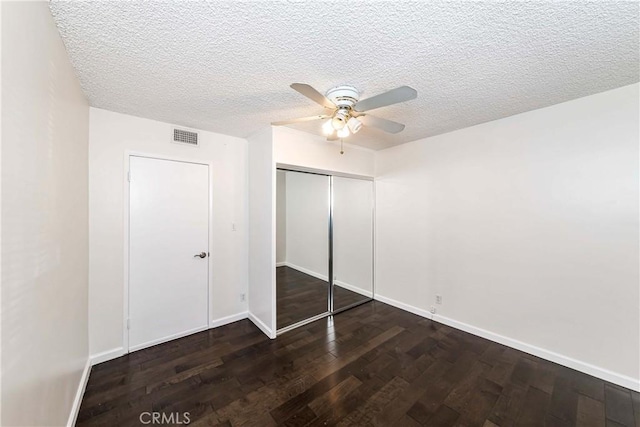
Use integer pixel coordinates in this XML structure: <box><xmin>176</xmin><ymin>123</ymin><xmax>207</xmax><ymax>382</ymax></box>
<box><xmin>129</xmin><ymin>325</ymin><xmax>209</xmax><ymax>353</ymax></box>
<box><xmin>374</xmin><ymin>294</ymin><xmax>433</xmax><ymax>319</ymax></box>
<box><xmin>67</xmin><ymin>358</ymin><xmax>91</xmax><ymax>427</ymax></box>
<box><xmin>275</xmin><ymin>262</ymin><xmax>286</xmax><ymax>267</ymax></box>
<box><xmin>248</xmin><ymin>311</ymin><xmax>276</xmax><ymax>339</ymax></box>
<box><xmin>334</xmin><ymin>280</ymin><xmax>373</xmax><ymax>299</ymax></box>
<box><xmin>90</xmin><ymin>314</ymin><xmax>251</xmax><ymax>366</ymax></box>
<box><xmin>374</xmin><ymin>294</ymin><xmax>640</xmax><ymax>392</ymax></box>
<box><xmin>90</xmin><ymin>347</ymin><xmax>125</xmax><ymax>366</ymax></box>
<box><xmin>210</xmin><ymin>311</ymin><xmax>248</xmax><ymax>328</ymax></box>
<box><xmin>280</xmin><ymin>262</ymin><xmax>328</xmax><ymax>282</ymax></box>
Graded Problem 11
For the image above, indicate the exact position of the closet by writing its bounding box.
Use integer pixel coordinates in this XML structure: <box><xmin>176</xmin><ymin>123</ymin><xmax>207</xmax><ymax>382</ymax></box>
<box><xmin>275</xmin><ymin>166</ymin><xmax>374</xmax><ymax>333</ymax></box>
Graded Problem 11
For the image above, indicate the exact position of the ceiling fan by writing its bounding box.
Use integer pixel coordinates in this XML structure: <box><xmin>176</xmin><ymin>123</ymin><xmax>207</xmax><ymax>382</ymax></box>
<box><xmin>271</xmin><ymin>83</ymin><xmax>418</xmax><ymax>141</ymax></box>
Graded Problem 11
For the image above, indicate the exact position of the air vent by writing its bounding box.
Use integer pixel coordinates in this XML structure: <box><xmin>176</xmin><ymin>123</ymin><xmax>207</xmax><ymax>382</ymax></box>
<box><xmin>172</xmin><ymin>128</ymin><xmax>199</xmax><ymax>147</ymax></box>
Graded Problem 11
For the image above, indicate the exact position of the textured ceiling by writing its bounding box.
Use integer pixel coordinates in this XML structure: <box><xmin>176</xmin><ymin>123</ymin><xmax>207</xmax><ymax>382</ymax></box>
<box><xmin>49</xmin><ymin>1</ymin><xmax>639</xmax><ymax>150</ymax></box>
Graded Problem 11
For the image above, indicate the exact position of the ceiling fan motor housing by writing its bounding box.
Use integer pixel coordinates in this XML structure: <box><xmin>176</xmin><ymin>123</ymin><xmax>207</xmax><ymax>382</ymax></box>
<box><xmin>326</xmin><ymin>86</ymin><xmax>360</xmax><ymax>109</ymax></box>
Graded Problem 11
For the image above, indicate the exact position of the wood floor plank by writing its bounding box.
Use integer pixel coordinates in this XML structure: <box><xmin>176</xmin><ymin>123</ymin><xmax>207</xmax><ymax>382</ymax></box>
<box><xmin>396</xmin><ymin>414</ymin><xmax>424</xmax><ymax>427</ymax></box>
<box><xmin>308</xmin><ymin>325</ymin><xmax>404</xmax><ymax>381</ymax></box>
<box><xmin>509</xmin><ymin>357</ymin><xmax>537</xmax><ymax>389</ymax></box>
<box><xmin>605</xmin><ymin>384</ymin><xmax>636</xmax><ymax>427</ymax></box>
<box><xmin>486</xmin><ymin>382</ymin><xmax>528</xmax><ymax>427</ymax></box>
<box><xmin>428</xmin><ymin>404</ymin><xmax>460</xmax><ymax>426</ymax></box>
<box><xmin>548</xmin><ymin>373</ymin><xmax>579</xmax><ymax>424</ymax></box>
<box><xmin>631</xmin><ymin>390</ymin><xmax>640</xmax><ymax>427</ymax></box>
<box><xmin>578</xmin><ymin>394</ymin><xmax>606</xmax><ymax>427</ymax></box>
<box><xmin>307</xmin><ymin>375</ymin><xmax>362</xmax><ymax>416</ymax></box>
<box><xmin>515</xmin><ymin>385</ymin><xmax>551</xmax><ymax>425</ymax></box>
<box><xmin>571</xmin><ymin>369</ymin><xmax>605</xmax><ymax>403</ymax></box>
<box><xmin>460</xmin><ymin>378</ymin><xmax>502</xmax><ymax>424</ymax></box>
<box><xmin>372</xmin><ymin>358</ymin><xmax>452</xmax><ymax>426</ymax></box>
<box><xmin>306</xmin><ymin>377</ymin><xmax>386</xmax><ymax>426</ymax></box>
<box><xmin>444</xmin><ymin>360</ymin><xmax>493</xmax><ymax>413</ymax></box>
<box><xmin>336</xmin><ymin>376</ymin><xmax>409</xmax><ymax>426</ymax></box>
<box><xmin>530</xmin><ymin>359</ymin><xmax>558</xmax><ymax>396</ymax></box>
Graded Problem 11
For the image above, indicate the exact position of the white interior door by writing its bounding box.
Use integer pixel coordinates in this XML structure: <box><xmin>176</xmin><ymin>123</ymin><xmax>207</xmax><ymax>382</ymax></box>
<box><xmin>128</xmin><ymin>155</ymin><xmax>209</xmax><ymax>352</ymax></box>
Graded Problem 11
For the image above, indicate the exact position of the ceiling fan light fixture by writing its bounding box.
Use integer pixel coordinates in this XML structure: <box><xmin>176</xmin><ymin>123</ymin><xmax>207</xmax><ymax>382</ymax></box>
<box><xmin>337</xmin><ymin>127</ymin><xmax>350</xmax><ymax>138</ymax></box>
<box><xmin>331</xmin><ymin>109</ymin><xmax>349</xmax><ymax>130</ymax></box>
<box><xmin>347</xmin><ymin>117</ymin><xmax>363</xmax><ymax>134</ymax></box>
<box><xmin>331</xmin><ymin>116</ymin><xmax>345</xmax><ymax>130</ymax></box>
<box><xmin>322</xmin><ymin>119</ymin><xmax>334</xmax><ymax>135</ymax></box>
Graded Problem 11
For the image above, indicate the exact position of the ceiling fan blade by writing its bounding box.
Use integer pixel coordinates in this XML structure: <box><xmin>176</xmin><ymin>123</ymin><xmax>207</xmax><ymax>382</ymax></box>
<box><xmin>271</xmin><ymin>114</ymin><xmax>329</xmax><ymax>126</ymax></box>
<box><xmin>290</xmin><ymin>83</ymin><xmax>335</xmax><ymax>109</ymax></box>
<box><xmin>360</xmin><ymin>114</ymin><xmax>406</xmax><ymax>134</ymax></box>
<box><xmin>354</xmin><ymin>86</ymin><xmax>417</xmax><ymax>112</ymax></box>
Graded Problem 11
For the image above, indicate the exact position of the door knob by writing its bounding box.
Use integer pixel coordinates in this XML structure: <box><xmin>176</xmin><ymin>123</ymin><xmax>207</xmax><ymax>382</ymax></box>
<box><xmin>194</xmin><ymin>252</ymin><xmax>207</xmax><ymax>258</ymax></box>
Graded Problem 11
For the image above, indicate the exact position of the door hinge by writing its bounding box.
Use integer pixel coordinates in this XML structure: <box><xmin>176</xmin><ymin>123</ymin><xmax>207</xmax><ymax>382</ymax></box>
<box><xmin>127</xmin><ymin>171</ymin><xmax>131</xmax><ymax>182</ymax></box>
<box><xmin>127</xmin><ymin>318</ymin><xmax>130</xmax><ymax>330</ymax></box>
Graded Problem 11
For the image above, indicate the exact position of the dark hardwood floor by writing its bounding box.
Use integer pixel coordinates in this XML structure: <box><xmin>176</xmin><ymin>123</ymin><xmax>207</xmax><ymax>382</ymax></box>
<box><xmin>276</xmin><ymin>266</ymin><xmax>367</xmax><ymax>329</ymax></box>
<box><xmin>78</xmin><ymin>301</ymin><xmax>639</xmax><ymax>426</ymax></box>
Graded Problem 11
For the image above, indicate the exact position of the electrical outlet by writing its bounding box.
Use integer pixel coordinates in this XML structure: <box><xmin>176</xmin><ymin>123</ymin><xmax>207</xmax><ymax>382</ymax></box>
<box><xmin>430</xmin><ymin>306</ymin><xmax>436</xmax><ymax>314</ymax></box>
<box><xmin>232</xmin><ymin>223</ymin><xmax>237</xmax><ymax>231</ymax></box>
<box><xmin>240</xmin><ymin>293</ymin><xmax>246</xmax><ymax>302</ymax></box>
<box><xmin>436</xmin><ymin>295</ymin><xmax>442</xmax><ymax>304</ymax></box>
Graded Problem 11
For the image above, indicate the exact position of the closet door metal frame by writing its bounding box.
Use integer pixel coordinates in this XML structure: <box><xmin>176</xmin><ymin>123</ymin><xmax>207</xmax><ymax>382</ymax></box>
<box><xmin>275</xmin><ymin>164</ymin><xmax>374</xmax><ymax>336</ymax></box>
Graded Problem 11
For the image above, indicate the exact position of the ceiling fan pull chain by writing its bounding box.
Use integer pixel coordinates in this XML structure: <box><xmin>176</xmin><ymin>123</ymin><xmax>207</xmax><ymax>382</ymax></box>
<box><xmin>340</xmin><ymin>138</ymin><xmax>344</xmax><ymax>155</ymax></box>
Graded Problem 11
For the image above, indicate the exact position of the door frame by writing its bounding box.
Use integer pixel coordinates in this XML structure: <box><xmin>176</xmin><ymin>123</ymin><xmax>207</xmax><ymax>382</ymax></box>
<box><xmin>123</xmin><ymin>151</ymin><xmax>214</xmax><ymax>353</ymax></box>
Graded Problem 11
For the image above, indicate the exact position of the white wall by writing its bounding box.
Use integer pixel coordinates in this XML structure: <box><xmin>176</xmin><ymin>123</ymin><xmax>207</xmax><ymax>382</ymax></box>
<box><xmin>333</xmin><ymin>177</ymin><xmax>374</xmax><ymax>298</ymax></box>
<box><xmin>375</xmin><ymin>83</ymin><xmax>640</xmax><ymax>390</ymax></box>
<box><xmin>276</xmin><ymin>170</ymin><xmax>286</xmax><ymax>264</ymax></box>
<box><xmin>284</xmin><ymin>171</ymin><xmax>330</xmax><ymax>279</ymax></box>
<box><xmin>1</xmin><ymin>2</ymin><xmax>90</xmax><ymax>425</ymax></box>
<box><xmin>247</xmin><ymin>128</ymin><xmax>276</xmax><ymax>338</ymax></box>
<box><xmin>273</xmin><ymin>127</ymin><xmax>375</xmax><ymax>177</ymax></box>
<box><xmin>88</xmin><ymin>108</ymin><xmax>248</xmax><ymax>360</ymax></box>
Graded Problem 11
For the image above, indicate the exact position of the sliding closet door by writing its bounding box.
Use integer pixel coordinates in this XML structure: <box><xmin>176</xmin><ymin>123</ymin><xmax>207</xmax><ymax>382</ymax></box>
<box><xmin>332</xmin><ymin>176</ymin><xmax>374</xmax><ymax>311</ymax></box>
<box><xmin>276</xmin><ymin>170</ymin><xmax>330</xmax><ymax>329</ymax></box>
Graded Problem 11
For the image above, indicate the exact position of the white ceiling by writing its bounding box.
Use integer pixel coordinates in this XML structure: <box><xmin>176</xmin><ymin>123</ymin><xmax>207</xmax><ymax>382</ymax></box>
<box><xmin>49</xmin><ymin>1</ymin><xmax>638</xmax><ymax>150</ymax></box>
